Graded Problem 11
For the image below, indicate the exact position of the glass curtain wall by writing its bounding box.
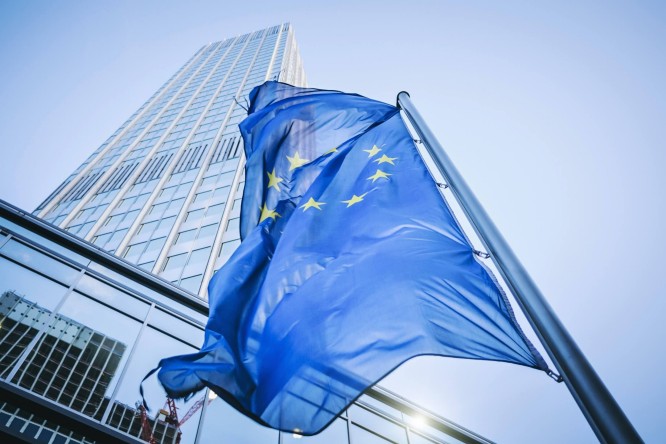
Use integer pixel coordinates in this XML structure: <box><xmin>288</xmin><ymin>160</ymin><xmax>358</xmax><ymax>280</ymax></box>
<box><xmin>0</xmin><ymin>206</ymin><xmax>488</xmax><ymax>444</ymax></box>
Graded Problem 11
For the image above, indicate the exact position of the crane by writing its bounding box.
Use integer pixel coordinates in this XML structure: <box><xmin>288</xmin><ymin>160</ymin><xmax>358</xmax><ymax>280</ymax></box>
<box><xmin>136</xmin><ymin>393</ymin><xmax>215</xmax><ymax>444</ymax></box>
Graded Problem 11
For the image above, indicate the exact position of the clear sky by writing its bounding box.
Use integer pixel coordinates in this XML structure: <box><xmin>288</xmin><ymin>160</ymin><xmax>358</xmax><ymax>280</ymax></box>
<box><xmin>1</xmin><ymin>1</ymin><xmax>664</xmax><ymax>442</ymax></box>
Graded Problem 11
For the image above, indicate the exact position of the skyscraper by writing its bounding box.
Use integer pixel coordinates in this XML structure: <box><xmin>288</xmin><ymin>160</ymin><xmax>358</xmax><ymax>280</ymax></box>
<box><xmin>35</xmin><ymin>23</ymin><xmax>306</xmax><ymax>298</ymax></box>
<box><xmin>0</xmin><ymin>24</ymin><xmax>492</xmax><ymax>443</ymax></box>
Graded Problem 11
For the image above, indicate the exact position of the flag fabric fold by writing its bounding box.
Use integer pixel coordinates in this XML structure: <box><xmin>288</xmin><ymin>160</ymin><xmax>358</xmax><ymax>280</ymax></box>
<box><xmin>156</xmin><ymin>81</ymin><xmax>548</xmax><ymax>435</ymax></box>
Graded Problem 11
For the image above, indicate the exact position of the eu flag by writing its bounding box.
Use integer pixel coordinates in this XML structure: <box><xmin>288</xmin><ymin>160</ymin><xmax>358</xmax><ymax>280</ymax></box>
<box><xmin>156</xmin><ymin>82</ymin><xmax>548</xmax><ymax>434</ymax></box>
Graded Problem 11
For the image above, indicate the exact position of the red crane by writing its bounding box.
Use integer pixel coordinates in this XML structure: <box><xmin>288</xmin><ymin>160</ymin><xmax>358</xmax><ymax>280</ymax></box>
<box><xmin>136</xmin><ymin>398</ymin><xmax>184</xmax><ymax>444</ymax></box>
<box><xmin>178</xmin><ymin>392</ymin><xmax>215</xmax><ymax>427</ymax></box>
<box><xmin>136</xmin><ymin>402</ymin><xmax>157</xmax><ymax>444</ymax></box>
<box><xmin>135</xmin><ymin>394</ymin><xmax>215</xmax><ymax>443</ymax></box>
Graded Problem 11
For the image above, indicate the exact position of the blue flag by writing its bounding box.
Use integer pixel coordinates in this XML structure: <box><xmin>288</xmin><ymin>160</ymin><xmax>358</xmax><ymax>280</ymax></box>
<box><xmin>156</xmin><ymin>82</ymin><xmax>548</xmax><ymax>434</ymax></box>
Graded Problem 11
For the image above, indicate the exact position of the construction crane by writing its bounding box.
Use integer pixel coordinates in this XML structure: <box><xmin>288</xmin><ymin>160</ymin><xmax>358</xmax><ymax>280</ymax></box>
<box><xmin>136</xmin><ymin>402</ymin><xmax>157</xmax><ymax>444</ymax></box>
<box><xmin>136</xmin><ymin>394</ymin><xmax>214</xmax><ymax>444</ymax></box>
<box><xmin>178</xmin><ymin>391</ymin><xmax>216</xmax><ymax>427</ymax></box>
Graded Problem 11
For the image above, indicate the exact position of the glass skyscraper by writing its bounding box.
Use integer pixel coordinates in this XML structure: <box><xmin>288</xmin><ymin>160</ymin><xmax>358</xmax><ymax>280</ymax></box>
<box><xmin>36</xmin><ymin>23</ymin><xmax>305</xmax><ymax>299</ymax></box>
<box><xmin>0</xmin><ymin>24</ymin><xmax>492</xmax><ymax>443</ymax></box>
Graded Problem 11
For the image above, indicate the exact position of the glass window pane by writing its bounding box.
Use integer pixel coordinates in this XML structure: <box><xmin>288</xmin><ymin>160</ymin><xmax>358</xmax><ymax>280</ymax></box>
<box><xmin>212</xmin><ymin>185</ymin><xmax>230</xmax><ymax>200</ymax></box>
<box><xmin>0</xmin><ymin>240</ymin><xmax>80</xmax><ymax>285</ymax></box>
<box><xmin>174</xmin><ymin>182</ymin><xmax>193</xmax><ymax>198</ymax></box>
<box><xmin>75</xmin><ymin>274</ymin><xmax>150</xmax><ymax>321</ymax></box>
<box><xmin>185</xmin><ymin>209</ymin><xmax>205</xmax><ymax>223</ymax></box>
<box><xmin>106</xmin><ymin>228</ymin><xmax>128</xmax><ymax>250</ymax></box>
<box><xmin>349</xmin><ymin>405</ymin><xmax>407</xmax><ymax>444</ymax></box>
<box><xmin>105</xmin><ymin>326</ymin><xmax>202</xmax><ymax>444</ymax></box>
<box><xmin>225</xmin><ymin>217</ymin><xmax>239</xmax><ymax>233</ymax></box>
<box><xmin>163</xmin><ymin>253</ymin><xmax>188</xmax><ymax>273</ymax></box>
<box><xmin>193</xmin><ymin>190</ymin><xmax>212</xmax><ymax>203</ymax></box>
<box><xmin>187</xmin><ymin>247</ymin><xmax>211</xmax><ymax>268</ymax></box>
<box><xmin>350</xmin><ymin>425</ymin><xmax>393</xmax><ymax>444</ymax></box>
<box><xmin>122</xmin><ymin>242</ymin><xmax>145</xmax><ymax>263</ymax></box>
<box><xmin>138</xmin><ymin>221</ymin><xmax>159</xmax><ymax>235</ymax></box>
<box><xmin>197</xmin><ymin>392</ymin><xmax>278</xmax><ymax>444</ymax></box>
<box><xmin>149</xmin><ymin>201</ymin><xmax>168</xmax><ymax>215</ymax></box>
<box><xmin>158</xmin><ymin>186</ymin><xmax>176</xmax><ymax>200</ymax></box>
<box><xmin>357</xmin><ymin>395</ymin><xmax>403</xmax><ymax>420</ymax></box>
<box><xmin>92</xmin><ymin>232</ymin><xmax>111</xmax><ymax>246</ymax></box>
<box><xmin>167</xmin><ymin>197</ymin><xmax>186</xmax><ymax>211</ymax></box>
<box><xmin>217</xmin><ymin>171</ymin><xmax>234</xmax><ymax>186</ymax></box>
<box><xmin>207</xmin><ymin>203</ymin><xmax>225</xmax><ymax>218</ymax></box>
<box><xmin>408</xmin><ymin>432</ymin><xmax>440</xmax><ymax>444</ymax></box>
<box><xmin>145</xmin><ymin>237</ymin><xmax>166</xmax><ymax>253</ymax></box>
<box><xmin>281</xmin><ymin>417</ymin><xmax>349</xmax><ymax>443</ymax></box>
<box><xmin>155</xmin><ymin>216</ymin><xmax>176</xmax><ymax>236</ymax></box>
<box><xmin>0</xmin><ymin>216</ymin><xmax>90</xmax><ymax>265</ymax></box>
<box><xmin>148</xmin><ymin>308</ymin><xmax>203</xmax><ymax>348</ymax></box>
<box><xmin>138</xmin><ymin>261</ymin><xmax>155</xmax><ymax>272</ymax></box>
<box><xmin>0</xmin><ymin>257</ymin><xmax>68</xmax><ymax>311</ymax></box>
<box><xmin>10</xmin><ymin>291</ymin><xmax>143</xmax><ymax>418</ymax></box>
<box><xmin>0</xmin><ymin>291</ymin><xmax>57</xmax><ymax>378</ymax></box>
<box><xmin>217</xmin><ymin>239</ymin><xmax>240</xmax><ymax>266</ymax></box>
<box><xmin>176</xmin><ymin>229</ymin><xmax>197</xmax><ymax>245</ymax></box>
<box><xmin>179</xmin><ymin>275</ymin><xmax>203</xmax><ymax>295</ymax></box>
<box><xmin>197</xmin><ymin>224</ymin><xmax>218</xmax><ymax>240</ymax></box>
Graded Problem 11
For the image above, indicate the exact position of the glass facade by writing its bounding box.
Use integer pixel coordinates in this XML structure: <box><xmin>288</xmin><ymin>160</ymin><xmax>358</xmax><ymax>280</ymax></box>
<box><xmin>36</xmin><ymin>23</ymin><xmax>306</xmax><ymax>300</ymax></box>
<box><xmin>0</xmin><ymin>202</ymin><xmax>491</xmax><ymax>444</ymax></box>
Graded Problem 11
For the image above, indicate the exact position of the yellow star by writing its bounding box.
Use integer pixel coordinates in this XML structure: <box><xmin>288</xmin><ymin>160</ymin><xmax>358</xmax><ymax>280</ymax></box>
<box><xmin>342</xmin><ymin>193</ymin><xmax>368</xmax><ymax>207</ymax></box>
<box><xmin>363</xmin><ymin>145</ymin><xmax>381</xmax><ymax>158</ymax></box>
<box><xmin>259</xmin><ymin>203</ymin><xmax>280</xmax><ymax>222</ymax></box>
<box><xmin>286</xmin><ymin>151</ymin><xmax>309</xmax><ymax>171</ymax></box>
<box><xmin>300</xmin><ymin>197</ymin><xmax>326</xmax><ymax>211</ymax></box>
<box><xmin>325</xmin><ymin>147</ymin><xmax>338</xmax><ymax>155</ymax></box>
<box><xmin>266</xmin><ymin>169</ymin><xmax>283</xmax><ymax>191</ymax></box>
<box><xmin>374</xmin><ymin>154</ymin><xmax>397</xmax><ymax>165</ymax></box>
<box><xmin>367</xmin><ymin>169</ymin><xmax>391</xmax><ymax>183</ymax></box>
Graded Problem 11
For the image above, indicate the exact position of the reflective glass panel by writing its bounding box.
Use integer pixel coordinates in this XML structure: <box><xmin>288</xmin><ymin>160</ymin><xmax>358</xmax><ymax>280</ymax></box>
<box><xmin>75</xmin><ymin>275</ymin><xmax>150</xmax><ymax>321</ymax></box>
<box><xmin>349</xmin><ymin>405</ymin><xmax>407</xmax><ymax>443</ymax></box>
<box><xmin>350</xmin><ymin>425</ymin><xmax>393</xmax><ymax>444</ymax></box>
<box><xmin>0</xmin><ymin>257</ymin><xmax>68</xmax><ymax>311</ymax></box>
<box><xmin>10</xmin><ymin>291</ymin><xmax>142</xmax><ymax>420</ymax></box>
<box><xmin>163</xmin><ymin>253</ymin><xmax>188</xmax><ymax>273</ymax></box>
<box><xmin>179</xmin><ymin>275</ymin><xmax>203</xmax><ymax>295</ymax></box>
<box><xmin>197</xmin><ymin>392</ymin><xmax>278</xmax><ymax>443</ymax></box>
<box><xmin>107</xmin><ymin>326</ymin><xmax>202</xmax><ymax>444</ymax></box>
<box><xmin>0</xmin><ymin>239</ymin><xmax>80</xmax><ymax>286</ymax></box>
<box><xmin>281</xmin><ymin>417</ymin><xmax>349</xmax><ymax>443</ymax></box>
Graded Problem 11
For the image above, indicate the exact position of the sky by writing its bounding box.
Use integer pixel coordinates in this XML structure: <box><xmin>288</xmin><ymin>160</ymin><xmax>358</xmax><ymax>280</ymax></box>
<box><xmin>0</xmin><ymin>1</ymin><xmax>664</xmax><ymax>442</ymax></box>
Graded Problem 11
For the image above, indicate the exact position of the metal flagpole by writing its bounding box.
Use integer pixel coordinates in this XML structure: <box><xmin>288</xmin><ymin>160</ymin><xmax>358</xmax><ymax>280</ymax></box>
<box><xmin>397</xmin><ymin>91</ymin><xmax>642</xmax><ymax>444</ymax></box>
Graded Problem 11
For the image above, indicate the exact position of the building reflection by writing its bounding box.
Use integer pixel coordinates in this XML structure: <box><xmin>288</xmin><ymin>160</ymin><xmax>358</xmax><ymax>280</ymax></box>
<box><xmin>0</xmin><ymin>291</ymin><xmax>182</xmax><ymax>443</ymax></box>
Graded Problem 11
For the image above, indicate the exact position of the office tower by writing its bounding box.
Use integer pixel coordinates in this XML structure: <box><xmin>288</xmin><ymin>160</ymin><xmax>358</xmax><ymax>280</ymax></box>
<box><xmin>0</xmin><ymin>24</ymin><xmax>491</xmax><ymax>443</ymax></box>
<box><xmin>35</xmin><ymin>23</ymin><xmax>306</xmax><ymax>299</ymax></box>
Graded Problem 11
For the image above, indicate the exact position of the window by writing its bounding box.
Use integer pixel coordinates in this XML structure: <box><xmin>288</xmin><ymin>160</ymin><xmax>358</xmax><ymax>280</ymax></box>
<box><xmin>198</xmin><ymin>224</ymin><xmax>218</xmax><ymax>240</ymax></box>
<box><xmin>122</xmin><ymin>242</ymin><xmax>146</xmax><ymax>263</ymax></box>
<box><xmin>187</xmin><ymin>247</ymin><xmax>211</xmax><ymax>268</ymax></box>
<box><xmin>167</xmin><ymin>197</ymin><xmax>186</xmax><ymax>211</ymax></box>
<box><xmin>163</xmin><ymin>253</ymin><xmax>188</xmax><ymax>272</ymax></box>
<box><xmin>193</xmin><ymin>190</ymin><xmax>212</xmax><ymax>204</ymax></box>
<box><xmin>149</xmin><ymin>201</ymin><xmax>168</xmax><ymax>215</ymax></box>
<box><xmin>175</xmin><ymin>229</ymin><xmax>197</xmax><ymax>245</ymax></box>
<box><xmin>179</xmin><ymin>275</ymin><xmax>203</xmax><ymax>294</ymax></box>
<box><xmin>137</xmin><ymin>220</ymin><xmax>159</xmax><ymax>236</ymax></box>
<box><xmin>206</xmin><ymin>203</ymin><xmax>225</xmax><ymax>218</ymax></box>
<box><xmin>185</xmin><ymin>209</ymin><xmax>205</xmax><ymax>223</ymax></box>
<box><xmin>1</xmin><ymin>240</ymin><xmax>80</xmax><ymax>285</ymax></box>
<box><xmin>225</xmin><ymin>217</ymin><xmax>240</xmax><ymax>233</ymax></box>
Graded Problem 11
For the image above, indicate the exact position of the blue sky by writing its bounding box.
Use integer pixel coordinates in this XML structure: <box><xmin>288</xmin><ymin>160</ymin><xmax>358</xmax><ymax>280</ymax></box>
<box><xmin>1</xmin><ymin>1</ymin><xmax>664</xmax><ymax>442</ymax></box>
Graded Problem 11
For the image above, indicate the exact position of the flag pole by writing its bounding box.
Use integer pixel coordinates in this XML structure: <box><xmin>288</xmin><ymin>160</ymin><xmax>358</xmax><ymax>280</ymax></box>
<box><xmin>397</xmin><ymin>91</ymin><xmax>642</xmax><ymax>444</ymax></box>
